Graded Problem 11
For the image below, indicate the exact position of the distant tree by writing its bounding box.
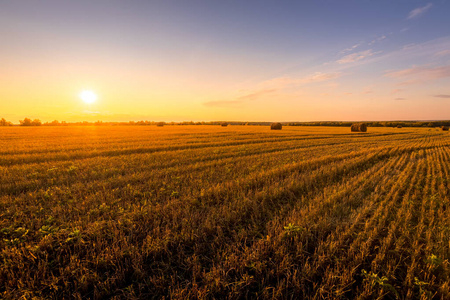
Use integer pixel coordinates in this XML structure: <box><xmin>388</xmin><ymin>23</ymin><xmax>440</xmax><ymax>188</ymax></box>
<box><xmin>44</xmin><ymin>120</ymin><xmax>60</xmax><ymax>126</ymax></box>
<box><xmin>19</xmin><ymin>118</ymin><xmax>41</xmax><ymax>126</ymax></box>
<box><xmin>31</xmin><ymin>119</ymin><xmax>42</xmax><ymax>126</ymax></box>
<box><xmin>0</xmin><ymin>118</ymin><xmax>12</xmax><ymax>126</ymax></box>
<box><xmin>20</xmin><ymin>118</ymin><xmax>32</xmax><ymax>126</ymax></box>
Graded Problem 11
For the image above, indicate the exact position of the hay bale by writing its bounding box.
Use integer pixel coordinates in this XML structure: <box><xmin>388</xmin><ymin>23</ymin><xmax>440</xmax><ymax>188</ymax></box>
<box><xmin>442</xmin><ymin>126</ymin><xmax>449</xmax><ymax>131</ymax></box>
<box><xmin>351</xmin><ymin>123</ymin><xmax>367</xmax><ymax>132</ymax></box>
<box><xmin>271</xmin><ymin>122</ymin><xmax>282</xmax><ymax>130</ymax></box>
<box><xmin>221</xmin><ymin>122</ymin><xmax>228</xmax><ymax>127</ymax></box>
<box><xmin>397</xmin><ymin>125</ymin><xmax>402</xmax><ymax>128</ymax></box>
<box><xmin>156</xmin><ymin>122</ymin><xmax>165</xmax><ymax>127</ymax></box>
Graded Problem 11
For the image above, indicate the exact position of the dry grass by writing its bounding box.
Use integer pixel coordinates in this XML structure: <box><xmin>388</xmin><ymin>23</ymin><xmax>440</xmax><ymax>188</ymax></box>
<box><xmin>0</xmin><ymin>126</ymin><xmax>449</xmax><ymax>299</ymax></box>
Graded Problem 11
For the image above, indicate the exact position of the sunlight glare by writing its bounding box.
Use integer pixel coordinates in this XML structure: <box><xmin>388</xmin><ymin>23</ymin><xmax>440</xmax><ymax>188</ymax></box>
<box><xmin>79</xmin><ymin>90</ymin><xmax>97</xmax><ymax>104</ymax></box>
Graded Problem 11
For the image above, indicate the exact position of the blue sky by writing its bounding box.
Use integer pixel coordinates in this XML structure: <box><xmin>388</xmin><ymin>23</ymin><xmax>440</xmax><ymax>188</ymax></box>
<box><xmin>1</xmin><ymin>0</ymin><xmax>450</xmax><ymax>122</ymax></box>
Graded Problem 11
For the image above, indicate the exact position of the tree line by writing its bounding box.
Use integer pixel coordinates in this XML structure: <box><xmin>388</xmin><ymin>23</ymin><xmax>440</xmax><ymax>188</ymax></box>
<box><xmin>1</xmin><ymin>118</ymin><xmax>450</xmax><ymax>127</ymax></box>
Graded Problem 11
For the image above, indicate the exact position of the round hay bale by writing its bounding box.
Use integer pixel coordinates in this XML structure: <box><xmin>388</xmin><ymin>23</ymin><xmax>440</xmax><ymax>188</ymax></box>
<box><xmin>351</xmin><ymin>123</ymin><xmax>367</xmax><ymax>132</ymax></box>
<box><xmin>442</xmin><ymin>126</ymin><xmax>449</xmax><ymax>131</ymax></box>
<box><xmin>397</xmin><ymin>125</ymin><xmax>402</xmax><ymax>128</ymax></box>
<box><xmin>156</xmin><ymin>122</ymin><xmax>165</xmax><ymax>127</ymax></box>
<box><xmin>221</xmin><ymin>122</ymin><xmax>228</xmax><ymax>127</ymax></box>
<box><xmin>271</xmin><ymin>122</ymin><xmax>282</xmax><ymax>130</ymax></box>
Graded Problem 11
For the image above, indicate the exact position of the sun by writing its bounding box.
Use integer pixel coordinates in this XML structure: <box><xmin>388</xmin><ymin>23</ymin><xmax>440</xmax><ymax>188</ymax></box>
<box><xmin>79</xmin><ymin>90</ymin><xmax>97</xmax><ymax>104</ymax></box>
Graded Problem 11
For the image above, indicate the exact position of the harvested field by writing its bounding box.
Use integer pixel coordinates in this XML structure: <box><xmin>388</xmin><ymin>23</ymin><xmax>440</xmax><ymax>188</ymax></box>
<box><xmin>1</xmin><ymin>125</ymin><xmax>449</xmax><ymax>299</ymax></box>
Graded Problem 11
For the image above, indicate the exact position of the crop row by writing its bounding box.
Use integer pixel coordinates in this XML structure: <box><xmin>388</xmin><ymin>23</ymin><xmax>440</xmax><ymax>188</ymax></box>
<box><xmin>0</xmin><ymin>126</ymin><xmax>449</xmax><ymax>299</ymax></box>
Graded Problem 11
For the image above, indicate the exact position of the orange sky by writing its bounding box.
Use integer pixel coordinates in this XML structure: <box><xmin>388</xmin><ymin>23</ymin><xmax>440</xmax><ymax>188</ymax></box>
<box><xmin>1</xmin><ymin>1</ymin><xmax>450</xmax><ymax>123</ymax></box>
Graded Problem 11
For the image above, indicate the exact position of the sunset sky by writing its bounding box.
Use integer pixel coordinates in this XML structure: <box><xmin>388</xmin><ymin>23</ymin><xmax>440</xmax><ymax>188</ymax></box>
<box><xmin>1</xmin><ymin>0</ymin><xmax>450</xmax><ymax>123</ymax></box>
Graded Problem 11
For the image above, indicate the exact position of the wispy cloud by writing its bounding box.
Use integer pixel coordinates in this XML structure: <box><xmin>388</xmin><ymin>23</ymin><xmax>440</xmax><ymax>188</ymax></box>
<box><xmin>435</xmin><ymin>50</ymin><xmax>450</xmax><ymax>57</ymax></box>
<box><xmin>434</xmin><ymin>94</ymin><xmax>450</xmax><ymax>99</ymax></box>
<box><xmin>304</xmin><ymin>72</ymin><xmax>342</xmax><ymax>83</ymax></box>
<box><xmin>82</xmin><ymin>110</ymin><xmax>101</xmax><ymax>115</ymax></box>
<box><xmin>203</xmin><ymin>89</ymin><xmax>276</xmax><ymax>108</ymax></box>
<box><xmin>204</xmin><ymin>71</ymin><xmax>341</xmax><ymax>108</ymax></box>
<box><xmin>391</xmin><ymin>89</ymin><xmax>403</xmax><ymax>94</ymax></box>
<box><xmin>407</xmin><ymin>3</ymin><xmax>432</xmax><ymax>19</ymax></box>
<box><xmin>261</xmin><ymin>72</ymin><xmax>341</xmax><ymax>89</ymax></box>
<box><xmin>341</xmin><ymin>43</ymin><xmax>361</xmax><ymax>54</ymax></box>
<box><xmin>237</xmin><ymin>89</ymin><xmax>276</xmax><ymax>101</ymax></box>
<box><xmin>369</xmin><ymin>35</ymin><xmax>386</xmax><ymax>46</ymax></box>
<box><xmin>402</xmin><ymin>43</ymin><xmax>417</xmax><ymax>50</ymax></box>
<box><xmin>337</xmin><ymin>49</ymin><xmax>377</xmax><ymax>64</ymax></box>
<box><xmin>385</xmin><ymin>65</ymin><xmax>450</xmax><ymax>84</ymax></box>
<box><xmin>400</xmin><ymin>37</ymin><xmax>450</xmax><ymax>58</ymax></box>
<box><xmin>372</xmin><ymin>36</ymin><xmax>450</xmax><ymax>66</ymax></box>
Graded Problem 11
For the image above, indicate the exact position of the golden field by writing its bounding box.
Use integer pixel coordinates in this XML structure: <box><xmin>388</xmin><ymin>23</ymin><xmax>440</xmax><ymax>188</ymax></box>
<box><xmin>1</xmin><ymin>125</ymin><xmax>449</xmax><ymax>299</ymax></box>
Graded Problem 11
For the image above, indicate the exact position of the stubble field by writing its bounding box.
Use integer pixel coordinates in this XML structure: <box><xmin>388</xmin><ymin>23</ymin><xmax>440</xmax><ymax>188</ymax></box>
<box><xmin>1</xmin><ymin>125</ymin><xmax>449</xmax><ymax>299</ymax></box>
